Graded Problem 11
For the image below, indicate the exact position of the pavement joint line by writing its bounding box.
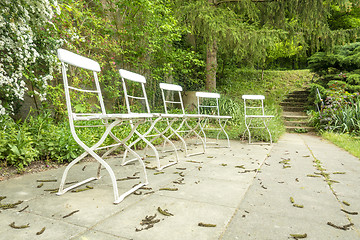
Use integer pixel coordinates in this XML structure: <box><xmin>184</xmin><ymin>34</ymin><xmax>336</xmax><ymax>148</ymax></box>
<box><xmin>70</xmin><ymin>227</ymin><xmax>131</xmax><ymax>240</ymax></box>
<box><xmin>219</xmin><ymin>142</ymin><xmax>275</xmax><ymax>239</ymax></box>
<box><xmin>65</xmin><ymin>152</ymin><xmax>249</xmax><ymax>238</ymax></box>
<box><xmin>69</xmin><ymin>196</ymin><xmax>147</xmax><ymax>239</ymax></box>
<box><xmin>300</xmin><ymin>135</ymin><xmax>360</xmax><ymax>236</ymax></box>
<box><xmin>154</xmin><ymin>191</ymin><xmax>239</xmax><ymax>209</ymax></box>
<box><xmin>6</xmin><ymin>209</ymin><xmax>90</xmax><ymax>234</ymax></box>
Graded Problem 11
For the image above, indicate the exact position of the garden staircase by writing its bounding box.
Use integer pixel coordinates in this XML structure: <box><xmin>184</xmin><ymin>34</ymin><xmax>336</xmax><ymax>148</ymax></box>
<box><xmin>281</xmin><ymin>89</ymin><xmax>314</xmax><ymax>133</ymax></box>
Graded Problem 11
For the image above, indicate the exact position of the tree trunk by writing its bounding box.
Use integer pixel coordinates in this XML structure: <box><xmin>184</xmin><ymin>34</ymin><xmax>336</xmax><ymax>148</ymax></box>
<box><xmin>206</xmin><ymin>39</ymin><xmax>217</xmax><ymax>91</ymax></box>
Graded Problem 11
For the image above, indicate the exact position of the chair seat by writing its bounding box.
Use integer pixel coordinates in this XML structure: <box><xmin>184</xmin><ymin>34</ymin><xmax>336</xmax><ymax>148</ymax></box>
<box><xmin>200</xmin><ymin>114</ymin><xmax>232</xmax><ymax>119</ymax></box>
<box><xmin>245</xmin><ymin>115</ymin><xmax>274</xmax><ymax>118</ymax></box>
<box><xmin>159</xmin><ymin>113</ymin><xmax>185</xmax><ymax>118</ymax></box>
<box><xmin>72</xmin><ymin>113</ymin><xmax>158</xmax><ymax>121</ymax></box>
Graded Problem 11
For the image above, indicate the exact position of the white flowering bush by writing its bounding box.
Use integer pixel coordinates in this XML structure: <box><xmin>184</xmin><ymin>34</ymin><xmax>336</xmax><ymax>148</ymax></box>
<box><xmin>0</xmin><ymin>0</ymin><xmax>60</xmax><ymax>115</ymax></box>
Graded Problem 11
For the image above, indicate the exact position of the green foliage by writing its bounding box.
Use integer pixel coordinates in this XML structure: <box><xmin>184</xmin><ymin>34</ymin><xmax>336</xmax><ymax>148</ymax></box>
<box><xmin>308</xmin><ymin>42</ymin><xmax>360</xmax><ymax>115</ymax></box>
<box><xmin>309</xmin><ymin>81</ymin><xmax>360</xmax><ymax>134</ymax></box>
<box><xmin>0</xmin><ymin>115</ymin><xmax>38</xmax><ymax>170</ymax></box>
<box><xmin>308</xmin><ymin>42</ymin><xmax>360</xmax><ymax>135</ymax></box>
<box><xmin>172</xmin><ymin>48</ymin><xmax>205</xmax><ymax>91</ymax></box>
<box><xmin>329</xmin><ymin>3</ymin><xmax>360</xmax><ymax>30</ymax></box>
<box><xmin>308</xmin><ymin>42</ymin><xmax>360</xmax><ymax>76</ymax></box>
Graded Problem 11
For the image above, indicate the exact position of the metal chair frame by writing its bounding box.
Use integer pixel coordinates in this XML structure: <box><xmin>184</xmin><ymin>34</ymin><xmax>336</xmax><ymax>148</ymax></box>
<box><xmin>119</xmin><ymin>69</ymin><xmax>180</xmax><ymax>170</ymax></box>
<box><xmin>57</xmin><ymin>49</ymin><xmax>149</xmax><ymax>204</ymax></box>
<box><xmin>196</xmin><ymin>92</ymin><xmax>231</xmax><ymax>148</ymax></box>
<box><xmin>242</xmin><ymin>95</ymin><xmax>273</xmax><ymax>144</ymax></box>
<box><xmin>159</xmin><ymin>83</ymin><xmax>206</xmax><ymax>156</ymax></box>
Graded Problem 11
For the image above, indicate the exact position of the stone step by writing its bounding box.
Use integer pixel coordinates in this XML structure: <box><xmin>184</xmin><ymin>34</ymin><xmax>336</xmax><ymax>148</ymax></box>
<box><xmin>282</xmin><ymin>111</ymin><xmax>307</xmax><ymax>116</ymax></box>
<box><xmin>284</xmin><ymin>96</ymin><xmax>308</xmax><ymax>102</ymax></box>
<box><xmin>290</xmin><ymin>90</ymin><xmax>310</xmax><ymax>93</ymax></box>
<box><xmin>281</xmin><ymin>88</ymin><xmax>315</xmax><ymax>133</ymax></box>
<box><xmin>285</xmin><ymin>126</ymin><xmax>315</xmax><ymax>133</ymax></box>
<box><xmin>283</xmin><ymin>110</ymin><xmax>309</xmax><ymax>122</ymax></box>
<box><xmin>280</xmin><ymin>101</ymin><xmax>306</xmax><ymax>107</ymax></box>
<box><xmin>287</xmin><ymin>91</ymin><xmax>310</xmax><ymax>97</ymax></box>
<box><xmin>282</xmin><ymin>106</ymin><xmax>305</xmax><ymax>112</ymax></box>
<box><xmin>284</xmin><ymin>120</ymin><xmax>311</xmax><ymax>127</ymax></box>
<box><xmin>283</xmin><ymin>115</ymin><xmax>309</xmax><ymax>122</ymax></box>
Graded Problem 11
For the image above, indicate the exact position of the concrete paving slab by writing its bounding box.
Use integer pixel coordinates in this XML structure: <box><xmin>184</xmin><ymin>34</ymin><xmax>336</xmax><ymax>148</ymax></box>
<box><xmin>221</xmin><ymin>211</ymin><xmax>359</xmax><ymax>240</ymax></box>
<box><xmin>25</xmin><ymin>188</ymin><xmax>137</xmax><ymax>228</ymax></box>
<box><xmin>186</xmin><ymin>162</ymin><xmax>258</xmax><ymax>183</ymax></box>
<box><xmin>0</xmin><ymin>210</ymin><xmax>86</xmax><ymax>240</ymax></box>
<box><xmin>1</xmin><ymin>134</ymin><xmax>360</xmax><ymax>239</ymax></box>
<box><xmin>92</xmin><ymin>194</ymin><xmax>235</xmax><ymax>240</ymax></box>
<box><xmin>0</xmin><ymin>167</ymin><xmax>64</xmax><ymax>202</ymax></box>
<box><xmin>155</xmin><ymin>175</ymin><xmax>250</xmax><ymax>208</ymax></box>
<box><xmin>221</xmin><ymin>133</ymin><xmax>360</xmax><ymax>240</ymax></box>
<box><xmin>72</xmin><ymin>230</ymin><xmax>129</xmax><ymax>240</ymax></box>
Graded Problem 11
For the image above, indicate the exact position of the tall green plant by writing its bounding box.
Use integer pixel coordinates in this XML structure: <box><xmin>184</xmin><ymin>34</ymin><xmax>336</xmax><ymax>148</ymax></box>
<box><xmin>0</xmin><ymin>115</ymin><xmax>38</xmax><ymax>170</ymax></box>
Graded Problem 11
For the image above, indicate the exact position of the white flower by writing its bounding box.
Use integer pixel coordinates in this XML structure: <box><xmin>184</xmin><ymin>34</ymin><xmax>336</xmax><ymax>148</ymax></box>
<box><xmin>0</xmin><ymin>105</ymin><xmax>6</xmax><ymax>115</ymax></box>
<box><xmin>0</xmin><ymin>0</ymin><xmax>57</xmax><ymax>115</ymax></box>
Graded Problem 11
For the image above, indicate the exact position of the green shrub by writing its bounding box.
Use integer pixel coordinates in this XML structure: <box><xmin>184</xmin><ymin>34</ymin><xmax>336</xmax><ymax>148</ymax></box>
<box><xmin>310</xmin><ymin>88</ymin><xmax>360</xmax><ymax>134</ymax></box>
<box><xmin>0</xmin><ymin>116</ymin><xmax>38</xmax><ymax>170</ymax></box>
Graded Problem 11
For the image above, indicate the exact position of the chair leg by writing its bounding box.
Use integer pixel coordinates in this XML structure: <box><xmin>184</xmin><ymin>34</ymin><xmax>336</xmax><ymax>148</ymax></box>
<box><xmin>198</xmin><ymin>118</ymin><xmax>208</xmax><ymax>148</ymax></box>
<box><xmin>57</xmin><ymin>151</ymin><xmax>94</xmax><ymax>196</ymax></box>
<box><xmin>114</xmin><ymin>132</ymin><xmax>149</xmax><ymax>204</ymax></box>
<box><xmin>57</xmin><ymin>147</ymin><xmax>120</xmax><ymax>202</ymax></box>
<box><xmin>106</xmin><ymin>121</ymin><xmax>149</xmax><ymax>186</ymax></box>
<box><xmin>263</xmin><ymin>119</ymin><xmax>273</xmax><ymax>144</ymax></box>
<box><xmin>244</xmin><ymin>117</ymin><xmax>252</xmax><ymax>144</ymax></box>
<box><xmin>148</xmin><ymin>118</ymin><xmax>179</xmax><ymax>166</ymax></box>
<box><xmin>122</xmin><ymin>119</ymin><xmax>161</xmax><ymax>168</ymax></box>
<box><xmin>183</xmin><ymin>118</ymin><xmax>206</xmax><ymax>156</ymax></box>
<box><xmin>162</xmin><ymin>119</ymin><xmax>188</xmax><ymax>156</ymax></box>
<box><xmin>57</xmin><ymin>119</ymin><xmax>149</xmax><ymax>204</ymax></box>
<box><xmin>122</xmin><ymin>117</ymin><xmax>178</xmax><ymax>171</ymax></box>
<box><xmin>151</xmin><ymin>126</ymin><xmax>178</xmax><ymax>170</ymax></box>
<box><xmin>217</xmin><ymin>119</ymin><xmax>230</xmax><ymax>148</ymax></box>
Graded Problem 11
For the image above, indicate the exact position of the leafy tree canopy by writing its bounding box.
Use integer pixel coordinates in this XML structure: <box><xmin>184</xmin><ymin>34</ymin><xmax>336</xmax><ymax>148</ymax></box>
<box><xmin>308</xmin><ymin>42</ymin><xmax>360</xmax><ymax>75</ymax></box>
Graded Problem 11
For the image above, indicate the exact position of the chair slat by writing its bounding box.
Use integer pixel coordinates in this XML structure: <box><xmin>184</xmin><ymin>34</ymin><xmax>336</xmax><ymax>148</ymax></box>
<box><xmin>58</xmin><ymin>49</ymin><xmax>101</xmax><ymax>72</ymax></box>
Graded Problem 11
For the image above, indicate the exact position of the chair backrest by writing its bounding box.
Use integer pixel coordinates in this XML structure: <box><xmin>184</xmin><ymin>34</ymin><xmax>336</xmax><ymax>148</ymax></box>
<box><xmin>242</xmin><ymin>95</ymin><xmax>265</xmax><ymax>116</ymax></box>
<box><xmin>159</xmin><ymin>83</ymin><xmax>186</xmax><ymax>114</ymax></box>
<box><xmin>57</xmin><ymin>49</ymin><xmax>107</xmax><ymax>120</ymax></box>
<box><xmin>119</xmin><ymin>69</ymin><xmax>151</xmax><ymax>114</ymax></box>
<box><xmin>196</xmin><ymin>92</ymin><xmax>221</xmax><ymax>116</ymax></box>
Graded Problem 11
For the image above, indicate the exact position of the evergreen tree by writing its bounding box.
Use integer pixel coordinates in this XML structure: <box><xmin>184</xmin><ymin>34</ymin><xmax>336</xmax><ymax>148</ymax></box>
<box><xmin>174</xmin><ymin>0</ymin><xmax>360</xmax><ymax>91</ymax></box>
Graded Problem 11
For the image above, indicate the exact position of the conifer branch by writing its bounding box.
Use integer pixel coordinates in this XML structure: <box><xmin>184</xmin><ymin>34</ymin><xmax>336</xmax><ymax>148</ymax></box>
<box><xmin>214</xmin><ymin>0</ymin><xmax>277</xmax><ymax>6</ymax></box>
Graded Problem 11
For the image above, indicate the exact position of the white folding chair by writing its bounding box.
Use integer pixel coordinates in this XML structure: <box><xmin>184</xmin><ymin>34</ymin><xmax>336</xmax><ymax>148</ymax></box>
<box><xmin>242</xmin><ymin>95</ymin><xmax>274</xmax><ymax>144</ymax></box>
<box><xmin>119</xmin><ymin>69</ymin><xmax>180</xmax><ymax>170</ymax></box>
<box><xmin>160</xmin><ymin>83</ymin><xmax>206</xmax><ymax>156</ymax></box>
<box><xmin>57</xmin><ymin>49</ymin><xmax>149</xmax><ymax>204</ymax></box>
<box><xmin>196</xmin><ymin>92</ymin><xmax>232</xmax><ymax>148</ymax></box>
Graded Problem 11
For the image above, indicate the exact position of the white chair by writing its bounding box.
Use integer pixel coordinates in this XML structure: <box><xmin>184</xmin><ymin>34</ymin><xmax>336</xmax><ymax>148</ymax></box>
<box><xmin>160</xmin><ymin>83</ymin><xmax>206</xmax><ymax>156</ymax></box>
<box><xmin>119</xmin><ymin>69</ymin><xmax>181</xmax><ymax>170</ymax></box>
<box><xmin>57</xmin><ymin>49</ymin><xmax>149</xmax><ymax>204</ymax></box>
<box><xmin>242</xmin><ymin>95</ymin><xmax>273</xmax><ymax>144</ymax></box>
<box><xmin>196</xmin><ymin>92</ymin><xmax>232</xmax><ymax>148</ymax></box>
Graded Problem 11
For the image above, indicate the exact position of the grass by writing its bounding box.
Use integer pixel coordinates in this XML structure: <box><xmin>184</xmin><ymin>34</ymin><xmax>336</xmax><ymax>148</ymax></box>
<box><xmin>218</xmin><ymin>69</ymin><xmax>313</xmax><ymax>142</ymax></box>
<box><xmin>219</xmin><ymin>69</ymin><xmax>314</xmax><ymax>104</ymax></box>
<box><xmin>321</xmin><ymin>131</ymin><xmax>360</xmax><ymax>159</ymax></box>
